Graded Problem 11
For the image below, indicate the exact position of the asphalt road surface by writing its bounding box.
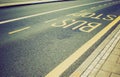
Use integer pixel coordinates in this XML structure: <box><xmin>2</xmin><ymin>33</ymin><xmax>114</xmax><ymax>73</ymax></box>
<box><xmin>0</xmin><ymin>0</ymin><xmax>120</xmax><ymax>77</ymax></box>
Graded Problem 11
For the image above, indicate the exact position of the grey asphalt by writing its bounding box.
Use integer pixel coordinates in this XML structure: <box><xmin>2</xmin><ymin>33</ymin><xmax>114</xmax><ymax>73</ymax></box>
<box><xmin>0</xmin><ymin>0</ymin><xmax>120</xmax><ymax>77</ymax></box>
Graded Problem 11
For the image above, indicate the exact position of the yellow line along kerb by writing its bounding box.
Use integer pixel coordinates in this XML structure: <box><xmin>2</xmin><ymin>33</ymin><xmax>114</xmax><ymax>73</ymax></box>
<box><xmin>8</xmin><ymin>26</ymin><xmax>30</xmax><ymax>34</ymax></box>
<box><xmin>45</xmin><ymin>16</ymin><xmax>120</xmax><ymax>77</ymax></box>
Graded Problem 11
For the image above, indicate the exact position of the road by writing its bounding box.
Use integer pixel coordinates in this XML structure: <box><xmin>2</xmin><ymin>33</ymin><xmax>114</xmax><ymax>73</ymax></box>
<box><xmin>0</xmin><ymin>0</ymin><xmax>120</xmax><ymax>77</ymax></box>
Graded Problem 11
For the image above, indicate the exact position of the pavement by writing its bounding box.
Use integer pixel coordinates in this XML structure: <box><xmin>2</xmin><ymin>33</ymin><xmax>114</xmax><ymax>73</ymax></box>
<box><xmin>0</xmin><ymin>0</ymin><xmax>61</xmax><ymax>7</ymax></box>
<box><xmin>0</xmin><ymin>0</ymin><xmax>120</xmax><ymax>77</ymax></box>
<box><xmin>94</xmin><ymin>38</ymin><xmax>120</xmax><ymax>77</ymax></box>
<box><xmin>70</xmin><ymin>24</ymin><xmax>120</xmax><ymax>77</ymax></box>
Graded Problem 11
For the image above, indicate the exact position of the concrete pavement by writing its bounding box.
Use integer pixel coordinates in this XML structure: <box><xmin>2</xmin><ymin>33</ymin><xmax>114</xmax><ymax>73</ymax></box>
<box><xmin>95</xmin><ymin>39</ymin><xmax>120</xmax><ymax>77</ymax></box>
<box><xmin>70</xmin><ymin>24</ymin><xmax>120</xmax><ymax>77</ymax></box>
<box><xmin>0</xmin><ymin>0</ymin><xmax>60</xmax><ymax>7</ymax></box>
<box><xmin>86</xmin><ymin>26</ymin><xmax>120</xmax><ymax>77</ymax></box>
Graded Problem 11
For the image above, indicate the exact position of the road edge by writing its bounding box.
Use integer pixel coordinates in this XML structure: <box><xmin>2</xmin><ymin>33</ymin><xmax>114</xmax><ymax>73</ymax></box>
<box><xmin>0</xmin><ymin>0</ymin><xmax>62</xmax><ymax>8</ymax></box>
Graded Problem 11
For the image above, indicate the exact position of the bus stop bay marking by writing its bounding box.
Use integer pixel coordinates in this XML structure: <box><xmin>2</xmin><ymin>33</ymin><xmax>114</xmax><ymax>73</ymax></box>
<box><xmin>52</xmin><ymin>19</ymin><xmax>102</xmax><ymax>33</ymax></box>
<box><xmin>49</xmin><ymin>13</ymin><xmax>118</xmax><ymax>33</ymax></box>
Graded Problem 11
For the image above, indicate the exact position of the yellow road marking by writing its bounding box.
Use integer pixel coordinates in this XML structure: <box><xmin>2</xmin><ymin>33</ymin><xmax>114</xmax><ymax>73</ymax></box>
<box><xmin>90</xmin><ymin>7</ymin><xmax>96</xmax><ymax>9</ymax></box>
<box><xmin>45</xmin><ymin>19</ymin><xmax>57</xmax><ymax>23</ymax></box>
<box><xmin>63</xmin><ymin>21</ymin><xmax>78</xmax><ymax>28</ymax></box>
<box><xmin>45</xmin><ymin>16</ymin><xmax>120</xmax><ymax>77</ymax></box>
<box><xmin>66</xmin><ymin>13</ymin><xmax>75</xmax><ymax>16</ymax></box>
<box><xmin>79</xmin><ymin>10</ymin><xmax>87</xmax><ymax>12</ymax></box>
<box><xmin>8</xmin><ymin>26</ymin><xmax>30</xmax><ymax>34</ymax></box>
<box><xmin>98</xmin><ymin>5</ymin><xmax>102</xmax><ymax>7</ymax></box>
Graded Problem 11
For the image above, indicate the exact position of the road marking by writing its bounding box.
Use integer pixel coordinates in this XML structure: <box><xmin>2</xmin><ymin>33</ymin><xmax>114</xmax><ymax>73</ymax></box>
<box><xmin>90</xmin><ymin>7</ymin><xmax>96</xmax><ymax>9</ymax></box>
<box><xmin>45</xmin><ymin>16</ymin><xmax>120</xmax><ymax>77</ymax></box>
<box><xmin>104</xmin><ymin>3</ymin><xmax>107</xmax><ymax>6</ymax></box>
<box><xmin>45</xmin><ymin>18</ymin><xmax>57</xmax><ymax>23</ymax></box>
<box><xmin>72</xmin><ymin>20</ymin><xmax>87</xmax><ymax>30</ymax></box>
<box><xmin>79</xmin><ymin>9</ymin><xmax>87</xmax><ymax>12</ymax></box>
<box><xmin>98</xmin><ymin>5</ymin><xmax>102</xmax><ymax>7</ymax></box>
<box><xmin>63</xmin><ymin>21</ymin><xmax>78</xmax><ymax>28</ymax></box>
<box><xmin>0</xmin><ymin>0</ymin><xmax>112</xmax><ymax>25</ymax></box>
<box><xmin>8</xmin><ymin>26</ymin><xmax>30</xmax><ymax>34</ymax></box>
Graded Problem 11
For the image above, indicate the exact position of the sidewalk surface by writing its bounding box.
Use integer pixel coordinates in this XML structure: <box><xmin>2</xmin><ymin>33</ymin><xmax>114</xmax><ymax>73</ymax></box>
<box><xmin>0</xmin><ymin>0</ymin><xmax>59</xmax><ymax>7</ymax></box>
<box><xmin>86</xmin><ymin>23</ymin><xmax>120</xmax><ymax>77</ymax></box>
<box><xmin>82</xmin><ymin>25</ymin><xmax>120</xmax><ymax>77</ymax></box>
<box><xmin>94</xmin><ymin>39</ymin><xmax>120</xmax><ymax>77</ymax></box>
<box><xmin>0</xmin><ymin>0</ymin><xmax>58</xmax><ymax>4</ymax></box>
<box><xmin>70</xmin><ymin>24</ymin><xmax>120</xmax><ymax>77</ymax></box>
<box><xmin>81</xmin><ymin>25</ymin><xmax>120</xmax><ymax>77</ymax></box>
